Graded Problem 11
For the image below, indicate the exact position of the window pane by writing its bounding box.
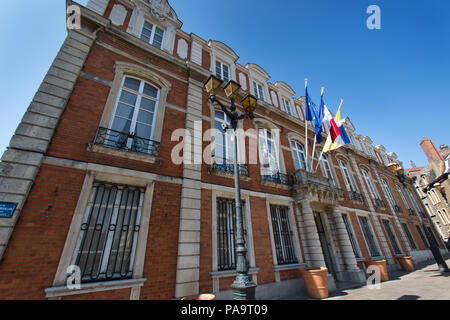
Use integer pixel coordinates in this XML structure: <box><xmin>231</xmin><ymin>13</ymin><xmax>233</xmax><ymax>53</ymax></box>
<box><xmin>123</xmin><ymin>78</ymin><xmax>141</xmax><ymax>92</ymax></box>
<box><xmin>270</xmin><ymin>205</ymin><xmax>297</xmax><ymax>265</ymax></box>
<box><xmin>143</xmin><ymin>83</ymin><xmax>158</xmax><ymax>98</ymax></box>
<box><xmin>111</xmin><ymin>117</ymin><xmax>131</xmax><ymax>134</ymax></box>
<box><xmin>119</xmin><ymin>90</ymin><xmax>138</xmax><ymax>106</ymax></box>
<box><xmin>116</xmin><ymin>103</ymin><xmax>135</xmax><ymax>120</ymax></box>
<box><xmin>152</xmin><ymin>27</ymin><xmax>164</xmax><ymax>49</ymax></box>
<box><xmin>223</xmin><ymin>64</ymin><xmax>230</xmax><ymax>82</ymax></box>
<box><xmin>137</xmin><ymin>109</ymin><xmax>154</xmax><ymax>125</ymax></box>
<box><xmin>135</xmin><ymin>123</ymin><xmax>152</xmax><ymax>139</ymax></box>
<box><xmin>140</xmin><ymin>97</ymin><xmax>156</xmax><ymax>112</ymax></box>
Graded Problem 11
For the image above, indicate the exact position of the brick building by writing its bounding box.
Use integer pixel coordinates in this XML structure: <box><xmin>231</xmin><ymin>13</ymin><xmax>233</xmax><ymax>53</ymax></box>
<box><xmin>0</xmin><ymin>0</ymin><xmax>447</xmax><ymax>300</ymax></box>
<box><xmin>407</xmin><ymin>138</ymin><xmax>450</xmax><ymax>246</ymax></box>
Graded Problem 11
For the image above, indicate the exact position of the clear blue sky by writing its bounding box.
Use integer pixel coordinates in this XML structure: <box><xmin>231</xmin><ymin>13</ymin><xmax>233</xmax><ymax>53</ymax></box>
<box><xmin>0</xmin><ymin>0</ymin><xmax>449</xmax><ymax>167</ymax></box>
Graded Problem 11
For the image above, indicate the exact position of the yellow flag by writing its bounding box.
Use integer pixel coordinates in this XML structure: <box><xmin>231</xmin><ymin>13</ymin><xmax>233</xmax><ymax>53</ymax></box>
<box><xmin>322</xmin><ymin>101</ymin><xmax>343</xmax><ymax>153</ymax></box>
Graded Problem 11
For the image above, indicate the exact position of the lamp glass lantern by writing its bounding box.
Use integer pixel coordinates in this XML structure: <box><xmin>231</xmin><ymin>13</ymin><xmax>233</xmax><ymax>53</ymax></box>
<box><xmin>224</xmin><ymin>80</ymin><xmax>241</xmax><ymax>99</ymax></box>
<box><xmin>205</xmin><ymin>75</ymin><xmax>223</xmax><ymax>95</ymax></box>
<box><xmin>241</xmin><ymin>94</ymin><xmax>258</xmax><ymax>113</ymax></box>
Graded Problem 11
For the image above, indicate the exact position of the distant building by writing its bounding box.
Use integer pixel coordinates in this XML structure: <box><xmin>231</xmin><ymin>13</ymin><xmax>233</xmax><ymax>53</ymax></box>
<box><xmin>407</xmin><ymin>138</ymin><xmax>450</xmax><ymax>245</ymax></box>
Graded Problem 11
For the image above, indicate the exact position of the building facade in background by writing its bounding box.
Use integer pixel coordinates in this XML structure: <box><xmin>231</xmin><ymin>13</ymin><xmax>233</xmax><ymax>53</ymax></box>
<box><xmin>0</xmin><ymin>0</ymin><xmax>446</xmax><ymax>300</ymax></box>
<box><xmin>407</xmin><ymin>138</ymin><xmax>450</xmax><ymax>246</ymax></box>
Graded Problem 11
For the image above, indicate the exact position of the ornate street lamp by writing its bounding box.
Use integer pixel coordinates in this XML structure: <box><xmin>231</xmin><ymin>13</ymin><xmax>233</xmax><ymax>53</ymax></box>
<box><xmin>204</xmin><ymin>75</ymin><xmax>258</xmax><ymax>299</ymax></box>
<box><xmin>388</xmin><ymin>163</ymin><xmax>450</xmax><ymax>272</ymax></box>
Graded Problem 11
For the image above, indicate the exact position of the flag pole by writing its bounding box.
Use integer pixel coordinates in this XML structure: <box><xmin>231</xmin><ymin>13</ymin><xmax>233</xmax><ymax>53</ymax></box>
<box><xmin>304</xmin><ymin>79</ymin><xmax>309</xmax><ymax>172</ymax></box>
<box><xmin>315</xmin><ymin>150</ymin><xmax>324</xmax><ymax>173</ymax></box>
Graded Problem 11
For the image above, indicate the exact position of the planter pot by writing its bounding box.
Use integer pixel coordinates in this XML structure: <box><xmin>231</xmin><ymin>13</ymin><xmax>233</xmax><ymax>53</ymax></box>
<box><xmin>300</xmin><ymin>267</ymin><xmax>329</xmax><ymax>299</ymax></box>
<box><xmin>396</xmin><ymin>256</ymin><xmax>415</xmax><ymax>271</ymax></box>
<box><xmin>364</xmin><ymin>259</ymin><xmax>389</xmax><ymax>282</ymax></box>
<box><xmin>181</xmin><ymin>294</ymin><xmax>216</xmax><ymax>300</ymax></box>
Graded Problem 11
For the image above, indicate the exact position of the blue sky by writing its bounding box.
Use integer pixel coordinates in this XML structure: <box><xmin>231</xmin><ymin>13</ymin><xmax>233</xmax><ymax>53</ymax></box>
<box><xmin>0</xmin><ymin>0</ymin><xmax>449</xmax><ymax>167</ymax></box>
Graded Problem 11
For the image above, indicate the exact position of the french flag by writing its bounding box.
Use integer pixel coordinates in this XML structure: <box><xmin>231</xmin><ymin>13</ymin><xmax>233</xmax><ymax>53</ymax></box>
<box><xmin>322</xmin><ymin>105</ymin><xmax>341</xmax><ymax>143</ymax></box>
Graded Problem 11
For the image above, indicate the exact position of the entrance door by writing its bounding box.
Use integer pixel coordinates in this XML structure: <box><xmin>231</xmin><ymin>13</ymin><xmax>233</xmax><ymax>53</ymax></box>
<box><xmin>314</xmin><ymin>212</ymin><xmax>337</xmax><ymax>279</ymax></box>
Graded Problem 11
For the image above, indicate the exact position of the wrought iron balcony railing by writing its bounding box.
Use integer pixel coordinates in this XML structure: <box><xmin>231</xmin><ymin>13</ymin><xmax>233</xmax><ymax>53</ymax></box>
<box><xmin>349</xmin><ymin>191</ymin><xmax>365</xmax><ymax>203</ymax></box>
<box><xmin>209</xmin><ymin>158</ymin><xmax>250</xmax><ymax>177</ymax></box>
<box><xmin>407</xmin><ymin>208</ymin><xmax>415</xmax><ymax>216</ymax></box>
<box><xmin>94</xmin><ymin>127</ymin><xmax>160</xmax><ymax>158</ymax></box>
<box><xmin>262</xmin><ymin>172</ymin><xmax>290</xmax><ymax>186</ymax></box>
<box><xmin>373</xmin><ymin>198</ymin><xmax>385</xmax><ymax>209</ymax></box>
<box><xmin>394</xmin><ymin>204</ymin><xmax>403</xmax><ymax>213</ymax></box>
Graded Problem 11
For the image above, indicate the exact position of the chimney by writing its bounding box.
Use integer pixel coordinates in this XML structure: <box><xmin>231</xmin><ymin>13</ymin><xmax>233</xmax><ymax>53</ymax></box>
<box><xmin>410</xmin><ymin>160</ymin><xmax>416</xmax><ymax>168</ymax></box>
<box><xmin>420</xmin><ymin>138</ymin><xmax>443</xmax><ymax>162</ymax></box>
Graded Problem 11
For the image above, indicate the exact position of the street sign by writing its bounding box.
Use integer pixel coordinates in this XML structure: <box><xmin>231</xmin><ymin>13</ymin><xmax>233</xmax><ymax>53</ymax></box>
<box><xmin>0</xmin><ymin>202</ymin><xmax>18</xmax><ymax>218</ymax></box>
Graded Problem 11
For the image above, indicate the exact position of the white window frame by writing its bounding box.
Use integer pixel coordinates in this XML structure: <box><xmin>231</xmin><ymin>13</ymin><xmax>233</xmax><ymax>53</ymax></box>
<box><xmin>318</xmin><ymin>152</ymin><xmax>337</xmax><ymax>186</ymax></box>
<box><xmin>380</xmin><ymin>178</ymin><xmax>396</xmax><ymax>207</ymax></box>
<box><xmin>215</xmin><ymin>60</ymin><xmax>230</xmax><ymax>83</ymax></box>
<box><xmin>109</xmin><ymin>76</ymin><xmax>160</xmax><ymax>143</ymax></box>
<box><xmin>253</xmin><ymin>81</ymin><xmax>266</xmax><ymax>102</ymax></box>
<box><xmin>213</xmin><ymin>111</ymin><xmax>241</xmax><ymax>164</ymax></box>
<box><xmin>282</xmin><ymin>97</ymin><xmax>294</xmax><ymax>117</ymax></box>
<box><xmin>291</xmin><ymin>141</ymin><xmax>306</xmax><ymax>170</ymax></box>
<box><xmin>259</xmin><ymin>128</ymin><xmax>280</xmax><ymax>175</ymax></box>
<box><xmin>362</xmin><ymin>169</ymin><xmax>380</xmax><ymax>201</ymax></box>
<box><xmin>140</xmin><ymin>21</ymin><xmax>165</xmax><ymax>49</ymax></box>
<box><xmin>338</xmin><ymin>159</ymin><xmax>358</xmax><ymax>192</ymax></box>
<box><xmin>397</xmin><ymin>185</ymin><xmax>411</xmax><ymax>210</ymax></box>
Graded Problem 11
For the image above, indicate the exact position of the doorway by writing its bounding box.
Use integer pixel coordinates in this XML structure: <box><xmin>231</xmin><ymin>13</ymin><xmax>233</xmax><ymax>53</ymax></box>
<box><xmin>314</xmin><ymin>212</ymin><xmax>337</xmax><ymax>279</ymax></box>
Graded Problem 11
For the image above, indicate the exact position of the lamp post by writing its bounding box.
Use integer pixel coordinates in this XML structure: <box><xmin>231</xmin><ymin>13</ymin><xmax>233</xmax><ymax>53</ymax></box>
<box><xmin>204</xmin><ymin>75</ymin><xmax>258</xmax><ymax>299</ymax></box>
<box><xmin>388</xmin><ymin>163</ymin><xmax>450</xmax><ymax>272</ymax></box>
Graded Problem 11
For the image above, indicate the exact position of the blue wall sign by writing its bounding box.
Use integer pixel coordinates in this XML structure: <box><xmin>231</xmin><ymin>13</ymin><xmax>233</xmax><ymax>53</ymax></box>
<box><xmin>0</xmin><ymin>202</ymin><xmax>18</xmax><ymax>218</ymax></box>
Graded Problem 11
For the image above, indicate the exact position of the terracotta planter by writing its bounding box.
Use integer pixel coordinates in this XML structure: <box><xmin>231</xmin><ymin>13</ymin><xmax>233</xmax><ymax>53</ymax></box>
<box><xmin>396</xmin><ymin>256</ymin><xmax>415</xmax><ymax>271</ymax></box>
<box><xmin>300</xmin><ymin>267</ymin><xmax>329</xmax><ymax>299</ymax></box>
<box><xmin>181</xmin><ymin>294</ymin><xmax>216</xmax><ymax>300</ymax></box>
<box><xmin>364</xmin><ymin>259</ymin><xmax>389</xmax><ymax>282</ymax></box>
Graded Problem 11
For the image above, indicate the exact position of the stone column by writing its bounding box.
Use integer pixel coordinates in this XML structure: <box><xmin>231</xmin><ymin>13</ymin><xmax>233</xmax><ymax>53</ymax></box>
<box><xmin>332</xmin><ymin>207</ymin><xmax>367</xmax><ymax>283</ymax></box>
<box><xmin>298</xmin><ymin>199</ymin><xmax>326</xmax><ymax>268</ymax></box>
<box><xmin>332</xmin><ymin>206</ymin><xmax>360</xmax><ymax>271</ymax></box>
<box><xmin>0</xmin><ymin>29</ymin><xmax>96</xmax><ymax>262</ymax></box>
<box><xmin>174</xmin><ymin>77</ymin><xmax>204</xmax><ymax>299</ymax></box>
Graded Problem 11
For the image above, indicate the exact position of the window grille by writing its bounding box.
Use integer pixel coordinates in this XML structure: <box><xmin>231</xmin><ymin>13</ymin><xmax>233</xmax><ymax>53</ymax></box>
<box><xmin>270</xmin><ymin>205</ymin><xmax>298</xmax><ymax>265</ymax></box>
<box><xmin>74</xmin><ymin>183</ymin><xmax>143</xmax><ymax>283</ymax></box>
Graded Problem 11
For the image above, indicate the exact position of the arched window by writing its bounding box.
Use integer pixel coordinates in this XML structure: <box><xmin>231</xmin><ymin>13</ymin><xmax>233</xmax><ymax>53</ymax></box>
<box><xmin>381</xmin><ymin>179</ymin><xmax>396</xmax><ymax>207</ymax></box>
<box><xmin>431</xmin><ymin>189</ymin><xmax>440</xmax><ymax>203</ymax></box>
<box><xmin>338</xmin><ymin>159</ymin><xmax>357</xmax><ymax>192</ymax></box>
<box><xmin>214</xmin><ymin>111</ymin><xmax>236</xmax><ymax>164</ymax></box>
<box><xmin>397</xmin><ymin>185</ymin><xmax>411</xmax><ymax>210</ymax></box>
<box><xmin>362</xmin><ymin>169</ymin><xmax>380</xmax><ymax>201</ymax></box>
<box><xmin>259</xmin><ymin>128</ymin><xmax>280</xmax><ymax>175</ymax></box>
<box><xmin>317</xmin><ymin>152</ymin><xmax>336</xmax><ymax>186</ymax></box>
<box><xmin>291</xmin><ymin>141</ymin><xmax>306</xmax><ymax>170</ymax></box>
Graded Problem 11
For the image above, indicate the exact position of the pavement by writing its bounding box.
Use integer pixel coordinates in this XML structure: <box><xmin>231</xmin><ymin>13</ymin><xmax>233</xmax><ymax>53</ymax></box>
<box><xmin>287</xmin><ymin>257</ymin><xmax>450</xmax><ymax>300</ymax></box>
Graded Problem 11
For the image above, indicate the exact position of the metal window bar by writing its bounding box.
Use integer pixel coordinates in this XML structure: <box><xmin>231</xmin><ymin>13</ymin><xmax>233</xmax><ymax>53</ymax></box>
<box><xmin>262</xmin><ymin>172</ymin><xmax>290</xmax><ymax>186</ymax></box>
<box><xmin>358</xmin><ymin>216</ymin><xmax>381</xmax><ymax>257</ymax></box>
<box><xmin>401</xmin><ymin>223</ymin><xmax>417</xmax><ymax>250</ymax></box>
<box><xmin>373</xmin><ymin>198</ymin><xmax>385</xmax><ymax>208</ymax></box>
<box><xmin>94</xmin><ymin>127</ymin><xmax>160</xmax><ymax>157</ymax></box>
<box><xmin>270</xmin><ymin>205</ymin><xmax>298</xmax><ymax>265</ymax></box>
<box><xmin>74</xmin><ymin>183</ymin><xmax>143</xmax><ymax>283</ymax></box>
<box><xmin>210</xmin><ymin>158</ymin><xmax>249</xmax><ymax>177</ymax></box>
<box><xmin>217</xmin><ymin>198</ymin><xmax>247</xmax><ymax>271</ymax></box>
<box><xmin>342</xmin><ymin>214</ymin><xmax>361</xmax><ymax>258</ymax></box>
<box><xmin>382</xmin><ymin>220</ymin><xmax>402</xmax><ymax>255</ymax></box>
<box><xmin>394</xmin><ymin>204</ymin><xmax>403</xmax><ymax>213</ymax></box>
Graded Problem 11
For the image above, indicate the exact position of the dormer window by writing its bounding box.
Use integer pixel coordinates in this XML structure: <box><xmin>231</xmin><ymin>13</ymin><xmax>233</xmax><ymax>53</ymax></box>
<box><xmin>253</xmin><ymin>82</ymin><xmax>265</xmax><ymax>101</ymax></box>
<box><xmin>140</xmin><ymin>21</ymin><xmax>165</xmax><ymax>49</ymax></box>
<box><xmin>216</xmin><ymin>60</ymin><xmax>230</xmax><ymax>82</ymax></box>
<box><xmin>282</xmin><ymin>98</ymin><xmax>294</xmax><ymax>117</ymax></box>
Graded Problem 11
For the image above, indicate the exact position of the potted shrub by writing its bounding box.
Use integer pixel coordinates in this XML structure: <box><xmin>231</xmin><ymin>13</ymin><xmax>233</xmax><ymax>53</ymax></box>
<box><xmin>396</xmin><ymin>256</ymin><xmax>415</xmax><ymax>271</ymax></box>
<box><xmin>300</xmin><ymin>267</ymin><xmax>329</xmax><ymax>299</ymax></box>
<box><xmin>364</xmin><ymin>259</ymin><xmax>389</xmax><ymax>281</ymax></box>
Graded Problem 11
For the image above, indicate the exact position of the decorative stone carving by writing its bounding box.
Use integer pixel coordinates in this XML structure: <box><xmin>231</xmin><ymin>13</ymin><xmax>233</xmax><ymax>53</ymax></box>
<box><xmin>109</xmin><ymin>4</ymin><xmax>128</xmax><ymax>27</ymax></box>
<box><xmin>177</xmin><ymin>38</ymin><xmax>188</xmax><ymax>60</ymax></box>
<box><xmin>146</xmin><ymin>0</ymin><xmax>171</xmax><ymax>21</ymax></box>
